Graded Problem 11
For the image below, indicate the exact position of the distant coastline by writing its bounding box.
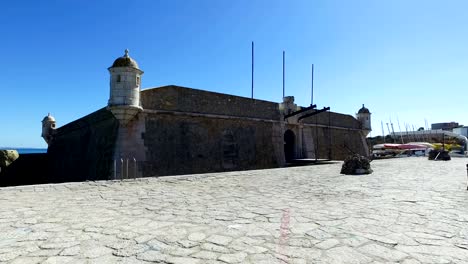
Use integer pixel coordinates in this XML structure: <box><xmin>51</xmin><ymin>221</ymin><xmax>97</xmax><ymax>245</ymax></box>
<box><xmin>1</xmin><ymin>148</ymin><xmax>47</xmax><ymax>154</ymax></box>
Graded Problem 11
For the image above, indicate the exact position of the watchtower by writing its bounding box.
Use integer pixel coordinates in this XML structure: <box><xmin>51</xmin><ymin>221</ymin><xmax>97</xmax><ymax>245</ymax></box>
<box><xmin>357</xmin><ymin>104</ymin><xmax>371</xmax><ymax>136</ymax></box>
<box><xmin>107</xmin><ymin>49</ymin><xmax>143</xmax><ymax>125</ymax></box>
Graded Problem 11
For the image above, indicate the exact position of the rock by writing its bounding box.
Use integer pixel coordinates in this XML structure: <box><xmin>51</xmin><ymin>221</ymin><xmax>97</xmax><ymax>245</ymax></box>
<box><xmin>340</xmin><ymin>154</ymin><xmax>372</xmax><ymax>175</ymax></box>
<box><xmin>0</xmin><ymin>150</ymin><xmax>19</xmax><ymax>168</ymax></box>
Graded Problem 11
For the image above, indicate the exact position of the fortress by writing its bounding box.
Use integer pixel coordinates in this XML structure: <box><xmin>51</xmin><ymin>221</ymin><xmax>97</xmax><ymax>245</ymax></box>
<box><xmin>40</xmin><ymin>50</ymin><xmax>371</xmax><ymax>182</ymax></box>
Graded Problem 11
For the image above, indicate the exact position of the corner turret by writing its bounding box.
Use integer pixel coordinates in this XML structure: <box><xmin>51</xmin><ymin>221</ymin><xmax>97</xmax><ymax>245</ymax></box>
<box><xmin>41</xmin><ymin>113</ymin><xmax>56</xmax><ymax>145</ymax></box>
<box><xmin>356</xmin><ymin>104</ymin><xmax>371</xmax><ymax>136</ymax></box>
<box><xmin>107</xmin><ymin>49</ymin><xmax>143</xmax><ymax>125</ymax></box>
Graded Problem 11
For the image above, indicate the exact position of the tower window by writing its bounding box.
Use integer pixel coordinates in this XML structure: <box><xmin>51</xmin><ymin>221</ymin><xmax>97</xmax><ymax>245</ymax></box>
<box><xmin>117</xmin><ymin>75</ymin><xmax>121</xmax><ymax>82</ymax></box>
<box><xmin>136</xmin><ymin>76</ymin><xmax>140</xmax><ymax>86</ymax></box>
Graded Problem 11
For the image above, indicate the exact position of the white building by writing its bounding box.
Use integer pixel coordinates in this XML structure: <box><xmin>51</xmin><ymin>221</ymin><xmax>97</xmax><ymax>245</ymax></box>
<box><xmin>453</xmin><ymin>126</ymin><xmax>468</xmax><ymax>137</ymax></box>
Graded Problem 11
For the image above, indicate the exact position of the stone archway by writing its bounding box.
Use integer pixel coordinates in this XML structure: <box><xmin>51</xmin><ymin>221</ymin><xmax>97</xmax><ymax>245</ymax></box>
<box><xmin>284</xmin><ymin>129</ymin><xmax>295</xmax><ymax>162</ymax></box>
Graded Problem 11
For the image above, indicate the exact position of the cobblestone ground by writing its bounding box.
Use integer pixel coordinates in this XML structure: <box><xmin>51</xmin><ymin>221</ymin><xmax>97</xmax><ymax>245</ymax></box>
<box><xmin>1</xmin><ymin>158</ymin><xmax>468</xmax><ymax>264</ymax></box>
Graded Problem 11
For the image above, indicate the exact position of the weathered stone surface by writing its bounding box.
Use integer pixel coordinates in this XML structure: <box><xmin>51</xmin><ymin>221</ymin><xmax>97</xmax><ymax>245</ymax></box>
<box><xmin>42</xmin><ymin>256</ymin><xmax>75</xmax><ymax>264</ymax></box>
<box><xmin>9</xmin><ymin>256</ymin><xmax>44</xmax><ymax>264</ymax></box>
<box><xmin>206</xmin><ymin>234</ymin><xmax>233</xmax><ymax>246</ymax></box>
<box><xmin>59</xmin><ymin>246</ymin><xmax>80</xmax><ymax>256</ymax></box>
<box><xmin>315</xmin><ymin>238</ymin><xmax>340</xmax><ymax>249</ymax></box>
<box><xmin>358</xmin><ymin>244</ymin><xmax>408</xmax><ymax>262</ymax></box>
<box><xmin>136</xmin><ymin>250</ymin><xmax>168</xmax><ymax>262</ymax></box>
<box><xmin>324</xmin><ymin>246</ymin><xmax>373</xmax><ymax>263</ymax></box>
<box><xmin>166</xmin><ymin>256</ymin><xmax>202</xmax><ymax>264</ymax></box>
<box><xmin>1</xmin><ymin>158</ymin><xmax>468</xmax><ymax>263</ymax></box>
<box><xmin>217</xmin><ymin>252</ymin><xmax>248</xmax><ymax>263</ymax></box>
<box><xmin>191</xmin><ymin>250</ymin><xmax>219</xmax><ymax>260</ymax></box>
<box><xmin>200</xmin><ymin>243</ymin><xmax>230</xmax><ymax>253</ymax></box>
<box><xmin>188</xmin><ymin>232</ymin><xmax>206</xmax><ymax>242</ymax></box>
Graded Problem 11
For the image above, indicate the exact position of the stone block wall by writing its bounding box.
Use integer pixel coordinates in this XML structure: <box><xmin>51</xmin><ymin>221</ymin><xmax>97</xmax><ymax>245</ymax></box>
<box><xmin>142</xmin><ymin>113</ymin><xmax>282</xmax><ymax>177</ymax></box>
<box><xmin>47</xmin><ymin>108</ymin><xmax>118</xmax><ymax>182</ymax></box>
<box><xmin>141</xmin><ymin>86</ymin><xmax>281</xmax><ymax>120</ymax></box>
<box><xmin>113</xmin><ymin>113</ymin><xmax>147</xmax><ymax>179</ymax></box>
<box><xmin>301</xmin><ymin>111</ymin><xmax>361</xmax><ymax>129</ymax></box>
<box><xmin>304</xmin><ymin>125</ymin><xmax>368</xmax><ymax>160</ymax></box>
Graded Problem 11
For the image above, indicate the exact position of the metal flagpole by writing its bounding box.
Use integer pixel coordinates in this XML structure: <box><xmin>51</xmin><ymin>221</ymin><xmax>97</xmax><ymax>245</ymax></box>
<box><xmin>311</xmin><ymin>64</ymin><xmax>314</xmax><ymax>105</ymax></box>
<box><xmin>251</xmin><ymin>41</ymin><xmax>254</xmax><ymax>99</ymax></box>
<box><xmin>282</xmin><ymin>51</ymin><xmax>285</xmax><ymax>98</ymax></box>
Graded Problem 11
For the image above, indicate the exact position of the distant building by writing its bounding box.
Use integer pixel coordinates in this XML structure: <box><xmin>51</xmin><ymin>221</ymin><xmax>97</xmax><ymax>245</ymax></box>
<box><xmin>431</xmin><ymin>122</ymin><xmax>459</xmax><ymax>131</ymax></box>
<box><xmin>453</xmin><ymin>126</ymin><xmax>468</xmax><ymax>137</ymax></box>
<box><xmin>39</xmin><ymin>50</ymin><xmax>371</xmax><ymax>182</ymax></box>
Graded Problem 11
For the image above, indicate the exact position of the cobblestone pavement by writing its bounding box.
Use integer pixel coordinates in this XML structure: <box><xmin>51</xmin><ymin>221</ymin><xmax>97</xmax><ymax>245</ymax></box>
<box><xmin>1</xmin><ymin>157</ymin><xmax>468</xmax><ymax>263</ymax></box>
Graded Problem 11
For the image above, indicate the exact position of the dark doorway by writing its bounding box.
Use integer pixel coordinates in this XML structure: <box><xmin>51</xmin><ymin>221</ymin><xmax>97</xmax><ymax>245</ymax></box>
<box><xmin>284</xmin><ymin>129</ymin><xmax>295</xmax><ymax>162</ymax></box>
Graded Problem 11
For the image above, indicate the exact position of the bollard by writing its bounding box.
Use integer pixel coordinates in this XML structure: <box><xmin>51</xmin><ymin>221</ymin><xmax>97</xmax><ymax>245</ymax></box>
<box><xmin>120</xmin><ymin>158</ymin><xmax>124</xmax><ymax>180</ymax></box>
<box><xmin>466</xmin><ymin>164</ymin><xmax>468</xmax><ymax>190</ymax></box>
<box><xmin>113</xmin><ymin>160</ymin><xmax>116</xmax><ymax>180</ymax></box>
<box><xmin>126</xmin><ymin>159</ymin><xmax>129</xmax><ymax>180</ymax></box>
<box><xmin>133</xmin><ymin>157</ymin><xmax>137</xmax><ymax>179</ymax></box>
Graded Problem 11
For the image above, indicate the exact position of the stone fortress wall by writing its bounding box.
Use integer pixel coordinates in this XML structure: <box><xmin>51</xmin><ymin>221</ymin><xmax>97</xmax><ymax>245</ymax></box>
<box><xmin>300</xmin><ymin>111</ymin><xmax>369</xmax><ymax>160</ymax></box>
<box><xmin>1</xmin><ymin>51</ymin><xmax>370</xmax><ymax>185</ymax></box>
<box><xmin>139</xmin><ymin>86</ymin><xmax>284</xmax><ymax>176</ymax></box>
<box><xmin>137</xmin><ymin>85</ymin><xmax>368</xmax><ymax>176</ymax></box>
<box><xmin>141</xmin><ymin>85</ymin><xmax>281</xmax><ymax>120</ymax></box>
<box><xmin>142</xmin><ymin>114</ymin><xmax>283</xmax><ymax>177</ymax></box>
<box><xmin>47</xmin><ymin>108</ymin><xmax>119</xmax><ymax>182</ymax></box>
<box><xmin>41</xmin><ymin>85</ymin><xmax>370</xmax><ymax>181</ymax></box>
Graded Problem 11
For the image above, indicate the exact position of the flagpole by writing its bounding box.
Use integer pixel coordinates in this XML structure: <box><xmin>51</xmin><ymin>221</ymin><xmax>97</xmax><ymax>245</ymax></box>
<box><xmin>282</xmin><ymin>51</ymin><xmax>285</xmax><ymax>98</ymax></box>
<box><xmin>311</xmin><ymin>64</ymin><xmax>314</xmax><ymax>105</ymax></box>
<box><xmin>251</xmin><ymin>41</ymin><xmax>254</xmax><ymax>99</ymax></box>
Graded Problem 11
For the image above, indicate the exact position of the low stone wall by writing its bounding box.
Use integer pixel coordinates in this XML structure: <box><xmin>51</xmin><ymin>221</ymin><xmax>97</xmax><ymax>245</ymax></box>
<box><xmin>0</xmin><ymin>153</ymin><xmax>49</xmax><ymax>187</ymax></box>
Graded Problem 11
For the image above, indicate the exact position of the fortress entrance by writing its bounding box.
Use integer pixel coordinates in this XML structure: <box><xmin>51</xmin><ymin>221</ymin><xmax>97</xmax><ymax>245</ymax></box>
<box><xmin>284</xmin><ymin>129</ymin><xmax>295</xmax><ymax>162</ymax></box>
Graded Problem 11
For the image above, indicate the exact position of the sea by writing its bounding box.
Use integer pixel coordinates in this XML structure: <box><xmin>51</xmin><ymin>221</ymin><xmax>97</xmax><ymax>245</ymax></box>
<box><xmin>2</xmin><ymin>148</ymin><xmax>47</xmax><ymax>154</ymax></box>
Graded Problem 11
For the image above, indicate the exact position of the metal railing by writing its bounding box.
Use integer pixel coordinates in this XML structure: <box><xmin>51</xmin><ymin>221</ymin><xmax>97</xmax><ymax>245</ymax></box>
<box><xmin>113</xmin><ymin>157</ymin><xmax>138</xmax><ymax>180</ymax></box>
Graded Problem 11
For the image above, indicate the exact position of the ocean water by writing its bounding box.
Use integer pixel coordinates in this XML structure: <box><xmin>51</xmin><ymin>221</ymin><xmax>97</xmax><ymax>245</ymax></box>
<box><xmin>12</xmin><ymin>148</ymin><xmax>47</xmax><ymax>154</ymax></box>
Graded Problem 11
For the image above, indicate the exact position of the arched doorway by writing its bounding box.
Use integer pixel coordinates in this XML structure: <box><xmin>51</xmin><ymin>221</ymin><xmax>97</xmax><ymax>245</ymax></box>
<box><xmin>284</xmin><ymin>129</ymin><xmax>295</xmax><ymax>162</ymax></box>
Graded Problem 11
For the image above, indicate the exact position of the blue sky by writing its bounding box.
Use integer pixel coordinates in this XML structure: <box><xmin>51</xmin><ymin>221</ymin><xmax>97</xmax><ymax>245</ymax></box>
<box><xmin>1</xmin><ymin>0</ymin><xmax>467</xmax><ymax>148</ymax></box>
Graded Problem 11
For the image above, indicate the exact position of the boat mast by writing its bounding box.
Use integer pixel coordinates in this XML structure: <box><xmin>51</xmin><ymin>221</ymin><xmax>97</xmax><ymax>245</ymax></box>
<box><xmin>386</xmin><ymin>123</ymin><xmax>392</xmax><ymax>142</ymax></box>
<box><xmin>412</xmin><ymin>125</ymin><xmax>419</xmax><ymax>142</ymax></box>
<box><xmin>390</xmin><ymin>117</ymin><xmax>396</xmax><ymax>143</ymax></box>
<box><xmin>405</xmin><ymin>123</ymin><xmax>411</xmax><ymax>142</ymax></box>
<box><xmin>381</xmin><ymin>121</ymin><xmax>386</xmax><ymax>143</ymax></box>
<box><xmin>397</xmin><ymin>116</ymin><xmax>404</xmax><ymax>143</ymax></box>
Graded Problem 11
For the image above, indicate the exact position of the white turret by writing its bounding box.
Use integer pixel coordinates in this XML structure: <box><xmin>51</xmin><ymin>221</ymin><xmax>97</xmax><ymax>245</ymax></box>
<box><xmin>356</xmin><ymin>104</ymin><xmax>371</xmax><ymax>136</ymax></box>
<box><xmin>41</xmin><ymin>113</ymin><xmax>56</xmax><ymax>145</ymax></box>
<box><xmin>107</xmin><ymin>49</ymin><xmax>143</xmax><ymax>125</ymax></box>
